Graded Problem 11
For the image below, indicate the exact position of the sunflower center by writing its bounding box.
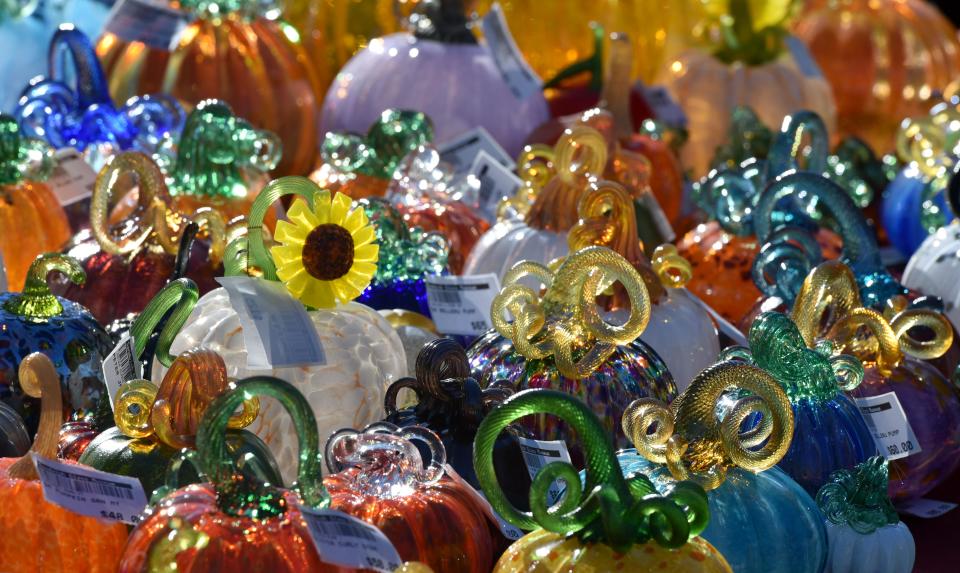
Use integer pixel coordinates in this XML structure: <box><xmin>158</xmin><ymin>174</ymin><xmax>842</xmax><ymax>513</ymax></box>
<box><xmin>301</xmin><ymin>223</ymin><xmax>355</xmax><ymax>280</ymax></box>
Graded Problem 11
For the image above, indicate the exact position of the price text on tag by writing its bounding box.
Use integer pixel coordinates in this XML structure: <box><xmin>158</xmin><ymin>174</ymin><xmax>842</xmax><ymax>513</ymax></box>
<box><xmin>101</xmin><ymin>333</ymin><xmax>141</xmax><ymax>410</ymax></box>
<box><xmin>217</xmin><ymin>277</ymin><xmax>326</xmax><ymax>369</ymax></box>
<box><xmin>34</xmin><ymin>454</ymin><xmax>148</xmax><ymax>524</ymax></box>
<box><xmin>300</xmin><ymin>506</ymin><xmax>402</xmax><ymax>573</ymax></box>
<box><xmin>424</xmin><ymin>274</ymin><xmax>501</xmax><ymax>336</ymax></box>
<box><xmin>438</xmin><ymin>126</ymin><xmax>515</xmax><ymax>173</ymax></box>
<box><xmin>516</xmin><ymin>436</ymin><xmax>573</xmax><ymax>506</ymax></box>
<box><xmin>897</xmin><ymin>498</ymin><xmax>957</xmax><ymax>519</ymax></box>
<box><xmin>103</xmin><ymin>0</ymin><xmax>193</xmax><ymax>51</ymax></box>
<box><xmin>48</xmin><ymin>148</ymin><xmax>97</xmax><ymax>207</ymax></box>
<box><xmin>854</xmin><ymin>392</ymin><xmax>922</xmax><ymax>461</ymax></box>
<box><xmin>480</xmin><ymin>2</ymin><xmax>543</xmax><ymax>100</ymax></box>
<box><xmin>469</xmin><ymin>150</ymin><xmax>522</xmax><ymax>221</ymax></box>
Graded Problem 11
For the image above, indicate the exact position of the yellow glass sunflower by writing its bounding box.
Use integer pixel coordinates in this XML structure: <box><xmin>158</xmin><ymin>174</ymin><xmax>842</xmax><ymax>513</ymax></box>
<box><xmin>271</xmin><ymin>190</ymin><xmax>379</xmax><ymax>309</ymax></box>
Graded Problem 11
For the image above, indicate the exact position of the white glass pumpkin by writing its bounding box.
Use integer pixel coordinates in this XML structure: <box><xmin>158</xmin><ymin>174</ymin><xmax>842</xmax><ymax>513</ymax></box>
<box><xmin>902</xmin><ymin>223</ymin><xmax>960</xmax><ymax>329</ymax></box>
<box><xmin>823</xmin><ymin>522</ymin><xmax>915</xmax><ymax>573</ymax></box>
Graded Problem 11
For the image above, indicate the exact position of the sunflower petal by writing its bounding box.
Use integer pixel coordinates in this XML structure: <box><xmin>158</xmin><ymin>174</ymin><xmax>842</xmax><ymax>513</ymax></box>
<box><xmin>354</xmin><ymin>243</ymin><xmax>379</xmax><ymax>263</ymax></box>
<box><xmin>351</xmin><ymin>224</ymin><xmax>376</xmax><ymax>247</ymax></box>
<box><xmin>343</xmin><ymin>269</ymin><xmax>374</xmax><ymax>292</ymax></box>
<box><xmin>276</xmin><ymin>258</ymin><xmax>306</xmax><ymax>282</ymax></box>
<box><xmin>287</xmin><ymin>199</ymin><xmax>319</xmax><ymax>229</ymax></box>
<box><xmin>350</xmin><ymin>261</ymin><xmax>377</xmax><ymax>279</ymax></box>
<box><xmin>270</xmin><ymin>244</ymin><xmax>303</xmax><ymax>267</ymax></box>
<box><xmin>312</xmin><ymin>191</ymin><xmax>332</xmax><ymax>225</ymax></box>
<box><xmin>329</xmin><ymin>192</ymin><xmax>352</xmax><ymax>226</ymax></box>
<box><xmin>342</xmin><ymin>207</ymin><xmax>365</xmax><ymax>233</ymax></box>
<box><xmin>274</xmin><ymin>219</ymin><xmax>306</xmax><ymax>245</ymax></box>
<box><xmin>300</xmin><ymin>278</ymin><xmax>336</xmax><ymax>309</ymax></box>
<box><xmin>284</xmin><ymin>269</ymin><xmax>310</xmax><ymax>295</ymax></box>
<box><xmin>331</xmin><ymin>278</ymin><xmax>359</xmax><ymax>303</ymax></box>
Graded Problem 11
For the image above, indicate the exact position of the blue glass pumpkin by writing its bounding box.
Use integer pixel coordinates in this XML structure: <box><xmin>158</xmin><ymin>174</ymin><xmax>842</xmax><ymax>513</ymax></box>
<box><xmin>881</xmin><ymin>164</ymin><xmax>952</xmax><ymax>258</ymax></box>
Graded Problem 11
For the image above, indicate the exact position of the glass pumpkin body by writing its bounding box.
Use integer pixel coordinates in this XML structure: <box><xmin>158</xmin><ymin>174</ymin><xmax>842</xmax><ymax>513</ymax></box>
<box><xmin>793</xmin><ymin>0</ymin><xmax>960</xmax><ymax>153</ymax></box>
<box><xmin>902</xmin><ymin>223</ymin><xmax>960</xmax><ymax>333</ymax></box>
<box><xmin>614</xmin><ymin>451</ymin><xmax>828</xmax><ymax>573</ymax></box>
<box><xmin>853</xmin><ymin>359</ymin><xmax>960</xmax><ymax>501</ymax></box>
<box><xmin>0</xmin><ymin>402</ymin><xmax>29</xmax><ymax>458</ymax></box>
<box><xmin>880</xmin><ymin>164</ymin><xmax>952</xmax><ymax>259</ymax></box>
<box><xmin>0</xmin><ymin>457</ymin><xmax>127</xmax><ymax>573</ymax></box>
<box><xmin>0</xmin><ymin>180</ymin><xmax>70</xmax><ymax>291</ymax></box>
<box><xmin>158</xmin><ymin>289</ymin><xmax>406</xmax><ymax>483</ymax></box>
<box><xmin>57</xmin><ymin>419</ymin><xmax>98</xmax><ymax>461</ymax></box>
<box><xmin>823</xmin><ymin>521</ymin><xmax>915</xmax><ymax>573</ymax></box>
<box><xmin>394</xmin><ymin>197</ymin><xmax>490</xmax><ymax>276</ymax></box>
<box><xmin>95</xmin><ymin>9</ymin><xmax>323</xmax><ymax>176</ymax></box>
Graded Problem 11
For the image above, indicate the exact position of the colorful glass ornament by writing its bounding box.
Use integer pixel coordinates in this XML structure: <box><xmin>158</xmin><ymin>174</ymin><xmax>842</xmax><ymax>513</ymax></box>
<box><xmin>791</xmin><ymin>261</ymin><xmax>959</xmax><ymax>501</ymax></box>
<box><xmin>0</xmin><ymin>254</ymin><xmax>112</xmax><ymax>433</ymax></box>
<box><xmin>162</xmin><ymin>177</ymin><xmax>406</xmax><ymax>483</ymax></box>
<box><xmin>321</xmin><ymin>0</ymin><xmax>549</xmax><ymax>158</ymax></box>
<box><xmin>52</xmin><ymin>152</ymin><xmax>225</xmax><ymax>324</ymax></box>
<box><xmin>721</xmin><ymin>311</ymin><xmax>877</xmax><ymax>494</ymax></box>
<box><xmin>467</xmin><ymin>246</ymin><xmax>676</xmax><ymax>460</ymax></box>
<box><xmin>817</xmin><ymin>457</ymin><xmax>916</xmax><ymax>573</ymax></box>
<box><xmin>15</xmin><ymin>26</ymin><xmax>184</xmax><ymax>170</ymax></box>
<box><xmin>474</xmin><ymin>389</ymin><xmax>732</xmax><ymax>572</ymax></box>
<box><xmin>794</xmin><ymin>0</ymin><xmax>960</xmax><ymax>153</ymax></box>
<box><xmin>618</xmin><ymin>360</ymin><xmax>828</xmax><ymax>573</ymax></box>
<box><xmin>96</xmin><ymin>0</ymin><xmax>323</xmax><ymax>176</ymax></box>
<box><xmin>0</xmin><ymin>354</ymin><xmax>127</xmax><ymax>573</ymax></box>
<box><xmin>0</xmin><ymin>113</ymin><xmax>70</xmax><ymax>292</ymax></box>
<box><xmin>324</xmin><ymin>425</ymin><xmax>500</xmax><ymax>572</ymax></box>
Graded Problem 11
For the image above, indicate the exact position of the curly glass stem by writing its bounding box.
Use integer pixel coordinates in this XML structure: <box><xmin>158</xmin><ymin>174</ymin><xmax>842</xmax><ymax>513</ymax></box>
<box><xmin>791</xmin><ymin>260</ymin><xmax>862</xmax><ymax>347</ymax></box>
<box><xmin>766</xmin><ymin>110</ymin><xmax>829</xmax><ymax>178</ymax></box>
<box><xmin>198</xmin><ymin>376</ymin><xmax>328</xmax><ymax>510</ymax></box>
<box><xmin>8</xmin><ymin>354</ymin><xmax>61</xmax><ymax>479</ymax></box>
<box><xmin>47</xmin><ymin>26</ymin><xmax>111</xmax><ymax>109</ymax></box>
<box><xmin>3</xmin><ymin>253</ymin><xmax>84</xmax><ymax>319</ymax></box>
<box><xmin>130</xmin><ymin>278</ymin><xmax>200</xmax><ymax>368</ymax></box>
<box><xmin>816</xmin><ymin>456</ymin><xmax>899</xmax><ymax>534</ymax></box>
<box><xmin>752</xmin><ymin>226</ymin><xmax>824</xmax><ymax>302</ymax></box>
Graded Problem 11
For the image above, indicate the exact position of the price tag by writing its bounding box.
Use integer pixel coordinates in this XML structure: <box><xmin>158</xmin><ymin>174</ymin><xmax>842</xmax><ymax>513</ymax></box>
<box><xmin>443</xmin><ymin>463</ymin><xmax>524</xmax><ymax>541</ymax></box>
<box><xmin>480</xmin><ymin>3</ymin><xmax>542</xmax><ymax>101</ymax></box>
<box><xmin>217</xmin><ymin>277</ymin><xmax>326</xmax><ymax>370</ymax></box>
<box><xmin>897</xmin><ymin>498</ymin><xmax>957</xmax><ymax>519</ymax></box>
<box><xmin>854</xmin><ymin>392</ymin><xmax>922</xmax><ymax>461</ymax></box>
<box><xmin>48</xmin><ymin>148</ymin><xmax>96</xmax><ymax>207</ymax></box>
<box><xmin>300</xmin><ymin>507</ymin><xmax>402</xmax><ymax>573</ymax></box>
<box><xmin>424</xmin><ymin>274</ymin><xmax>501</xmax><ymax>336</ymax></box>
<box><xmin>785</xmin><ymin>35</ymin><xmax>824</xmax><ymax>79</ymax></box>
<box><xmin>438</xmin><ymin>126</ymin><xmax>516</xmax><ymax>173</ymax></box>
<box><xmin>101</xmin><ymin>333</ymin><xmax>141</xmax><ymax>410</ymax></box>
<box><xmin>469</xmin><ymin>150</ymin><xmax>522</xmax><ymax>221</ymax></box>
<box><xmin>516</xmin><ymin>436</ymin><xmax>572</xmax><ymax>506</ymax></box>
<box><xmin>633</xmin><ymin>81</ymin><xmax>688</xmax><ymax>129</ymax></box>
<box><xmin>33</xmin><ymin>454</ymin><xmax>148</xmax><ymax>525</ymax></box>
<box><xmin>103</xmin><ymin>0</ymin><xmax>193</xmax><ymax>51</ymax></box>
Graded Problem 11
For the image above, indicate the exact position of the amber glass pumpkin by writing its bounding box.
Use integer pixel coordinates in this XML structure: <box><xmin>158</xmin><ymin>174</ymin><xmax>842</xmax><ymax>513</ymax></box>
<box><xmin>324</xmin><ymin>425</ymin><xmax>500</xmax><ymax>573</ymax></box>
<box><xmin>0</xmin><ymin>354</ymin><xmax>127</xmax><ymax>573</ymax></box>
<box><xmin>52</xmin><ymin>152</ymin><xmax>225</xmax><ymax>324</ymax></box>
<box><xmin>0</xmin><ymin>114</ymin><xmax>70</xmax><ymax>292</ymax></box>
<box><xmin>794</xmin><ymin>0</ymin><xmax>960</xmax><ymax>153</ymax></box>
<box><xmin>96</xmin><ymin>0</ymin><xmax>323</xmax><ymax>176</ymax></box>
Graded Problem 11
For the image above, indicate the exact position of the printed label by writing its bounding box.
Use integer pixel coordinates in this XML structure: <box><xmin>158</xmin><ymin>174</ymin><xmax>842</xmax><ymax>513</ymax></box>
<box><xmin>469</xmin><ymin>150</ymin><xmax>523</xmax><ymax>221</ymax></box>
<box><xmin>855</xmin><ymin>392</ymin><xmax>922</xmax><ymax>461</ymax></box>
<box><xmin>101</xmin><ymin>333</ymin><xmax>141</xmax><ymax>410</ymax></box>
<box><xmin>48</xmin><ymin>148</ymin><xmax>96</xmax><ymax>206</ymax></box>
<box><xmin>897</xmin><ymin>498</ymin><xmax>957</xmax><ymax>519</ymax></box>
<box><xmin>34</xmin><ymin>454</ymin><xmax>148</xmax><ymax>524</ymax></box>
<box><xmin>480</xmin><ymin>3</ymin><xmax>542</xmax><ymax>100</ymax></box>
<box><xmin>516</xmin><ymin>436</ymin><xmax>573</xmax><ymax>506</ymax></box>
<box><xmin>424</xmin><ymin>274</ymin><xmax>501</xmax><ymax>336</ymax></box>
<box><xmin>217</xmin><ymin>277</ymin><xmax>326</xmax><ymax>369</ymax></box>
<box><xmin>103</xmin><ymin>0</ymin><xmax>192</xmax><ymax>51</ymax></box>
<box><xmin>300</xmin><ymin>507</ymin><xmax>402</xmax><ymax>573</ymax></box>
<box><xmin>438</xmin><ymin>126</ymin><xmax>516</xmax><ymax>173</ymax></box>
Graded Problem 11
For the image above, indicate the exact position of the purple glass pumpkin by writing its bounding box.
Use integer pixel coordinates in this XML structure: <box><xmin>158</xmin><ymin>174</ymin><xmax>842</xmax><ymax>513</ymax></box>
<box><xmin>321</xmin><ymin>0</ymin><xmax>549</xmax><ymax>158</ymax></box>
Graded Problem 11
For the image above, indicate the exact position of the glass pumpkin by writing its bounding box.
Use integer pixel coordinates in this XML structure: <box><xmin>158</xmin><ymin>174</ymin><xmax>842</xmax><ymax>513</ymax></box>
<box><xmin>378</xmin><ymin>309</ymin><xmax>442</xmax><ymax>377</ymax></box>
<box><xmin>15</xmin><ymin>26</ymin><xmax>184</xmax><ymax>171</ymax></box>
<box><xmin>0</xmin><ymin>114</ymin><xmax>70</xmax><ymax>292</ymax></box>
<box><xmin>818</xmin><ymin>457</ymin><xmax>916</xmax><ymax>573</ymax></box>
<box><xmin>474</xmin><ymin>388</ymin><xmax>732</xmax><ymax>573</ymax></box>
<box><xmin>159</xmin><ymin>177</ymin><xmax>406</xmax><ymax>484</ymax></box>
<box><xmin>95</xmin><ymin>0</ymin><xmax>323</xmax><ymax>176</ymax></box>
<box><xmin>0</xmin><ymin>353</ymin><xmax>127</xmax><ymax>573</ymax></box>
<box><xmin>793</xmin><ymin>0</ymin><xmax>960</xmax><ymax>153</ymax></box>
<box><xmin>321</xmin><ymin>0</ymin><xmax>549</xmax><ymax>158</ymax></box>
<box><xmin>467</xmin><ymin>246</ymin><xmax>677</xmax><ymax>460</ymax></box>
<box><xmin>118</xmin><ymin>376</ymin><xmax>337</xmax><ymax>572</ymax></box>
<box><xmin>0</xmin><ymin>254</ymin><xmax>112</xmax><ymax>434</ymax></box>
<box><xmin>0</xmin><ymin>401</ymin><xmax>29</xmax><ymax>458</ymax></box>
<box><xmin>52</xmin><ymin>152</ymin><xmax>225</xmax><ymax>324</ymax></box>
<box><xmin>324</xmin><ymin>425</ymin><xmax>500</xmax><ymax>572</ymax></box>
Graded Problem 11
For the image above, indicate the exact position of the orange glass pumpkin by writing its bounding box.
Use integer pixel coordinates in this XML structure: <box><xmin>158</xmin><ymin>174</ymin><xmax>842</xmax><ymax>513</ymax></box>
<box><xmin>0</xmin><ymin>115</ymin><xmax>71</xmax><ymax>292</ymax></box>
<box><xmin>96</xmin><ymin>0</ymin><xmax>323</xmax><ymax>176</ymax></box>
<box><xmin>0</xmin><ymin>354</ymin><xmax>127</xmax><ymax>573</ymax></box>
<box><xmin>794</xmin><ymin>0</ymin><xmax>960</xmax><ymax>153</ymax></box>
<box><xmin>324</xmin><ymin>425</ymin><xmax>500</xmax><ymax>573</ymax></box>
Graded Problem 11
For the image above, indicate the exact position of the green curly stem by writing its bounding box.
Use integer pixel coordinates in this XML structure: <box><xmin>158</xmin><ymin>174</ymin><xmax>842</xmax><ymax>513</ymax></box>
<box><xmin>130</xmin><ymin>278</ymin><xmax>199</xmax><ymax>368</ymax></box>
<box><xmin>320</xmin><ymin>110</ymin><xmax>433</xmax><ymax>181</ymax></box>
<box><xmin>473</xmin><ymin>389</ymin><xmax>709</xmax><ymax>552</ymax></box>
<box><xmin>766</xmin><ymin>110</ymin><xmax>828</xmax><ymax>178</ymax></box>
<box><xmin>197</xmin><ymin>377</ymin><xmax>328</xmax><ymax>516</ymax></box>
<box><xmin>0</xmin><ymin>113</ymin><xmax>53</xmax><ymax>185</ymax></box>
<box><xmin>542</xmin><ymin>23</ymin><xmax>603</xmax><ymax>92</ymax></box>
<box><xmin>3</xmin><ymin>254</ymin><xmax>84</xmax><ymax>319</ymax></box>
<box><xmin>817</xmin><ymin>456</ymin><xmax>899</xmax><ymax>534</ymax></box>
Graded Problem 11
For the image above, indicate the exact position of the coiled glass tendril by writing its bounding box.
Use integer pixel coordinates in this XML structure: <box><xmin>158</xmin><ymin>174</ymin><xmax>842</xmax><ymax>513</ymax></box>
<box><xmin>817</xmin><ymin>456</ymin><xmax>900</xmax><ymax>535</ymax></box>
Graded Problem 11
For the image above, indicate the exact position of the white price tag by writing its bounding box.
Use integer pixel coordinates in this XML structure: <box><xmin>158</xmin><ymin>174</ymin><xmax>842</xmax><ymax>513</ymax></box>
<box><xmin>101</xmin><ymin>333</ymin><xmax>141</xmax><ymax>410</ymax></box>
<box><xmin>48</xmin><ymin>148</ymin><xmax>96</xmax><ymax>206</ymax></box>
<box><xmin>897</xmin><ymin>498</ymin><xmax>957</xmax><ymax>519</ymax></box>
<box><xmin>854</xmin><ymin>392</ymin><xmax>922</xmax><ymax>461</ymax></box>
<box><xmin>217</xmin><ymin>277</ymin><xmax>326</xmax><ymax>370</ymax></box>
<box><xmin>469</xmin><ymin>150</ymin><xmax>522</xmax><ymax>221</ymax></box>
<box><xmin>300</xmin><ymin>507</ymin><xmax>402</xmax><ymax>573</ymax></box>
<box><xmin>438</xmin><ymin>126</ymin><xmax>516</xmax><ymax>173</ymax></box>
<box><xmin>33</xmin><ymin>454</ymin><xmax>148</xmax><ymax>525</ymax></box>
<box><xmin>516</xmin><ymin>436</ymin><xmax>572</xmax><ymax>506</ymax></box>
<box><xmin>480</xmin><ymin>3</ymin><xmax>542</xmax><ymax>101</ymax></box>
<box><xmin>103</xmin><ymin>0</ymin><xmax>192</xmax><ymax>51</ymax></box>
<box><xmin>633</xmin><ymin>82</ymin><xmax>687</xmax><ymax>128</ymax></box>
<box><xmin>785</xmin><ymin>35</ymin><xmax>824</xmax><ymax>79</ymax></box>
<box><xmin>424</xmin><ymin>274</ymin><xmax>501</xmax><ymax>336</ymax></box>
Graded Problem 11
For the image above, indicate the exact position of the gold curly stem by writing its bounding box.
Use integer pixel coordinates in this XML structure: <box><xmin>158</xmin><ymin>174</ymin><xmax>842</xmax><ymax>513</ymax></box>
<box><xmin>791</xmin><ymin>260</ymin><xmax>863</xmax><ymax>348</ymax></box>
<box><xmin>651</xmin><ymin>245</ymin><xmax>692</xmax><ymax>289</ymax></box>
<box><xmin>8</xmin><ymin>354</ymin><xmax>62</xmax><ymax>480</ymax></box>
<box><xmin>885</xmin><ymin>296</ymin><xmax>954</xmax><ymax>361</ymax></box>
<box><xmin>827</xmin><ymin>308</ymin><xmax>904</xmax><ymax>376</ymax></box>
